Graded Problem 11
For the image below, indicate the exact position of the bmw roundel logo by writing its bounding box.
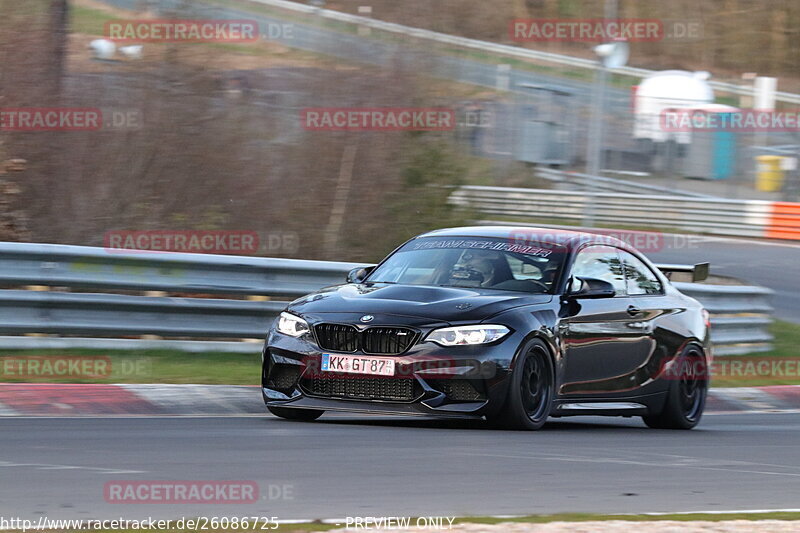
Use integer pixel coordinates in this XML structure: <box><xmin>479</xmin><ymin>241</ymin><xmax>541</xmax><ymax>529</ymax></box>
<box><xmin>360</xmin><ymin>315</ymin><xmax>374</xmax><ymax>323</ymax></box>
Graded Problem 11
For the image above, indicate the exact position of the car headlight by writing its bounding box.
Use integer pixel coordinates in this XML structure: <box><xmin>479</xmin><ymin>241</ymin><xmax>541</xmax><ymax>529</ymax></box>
<box><xmin>426</xmin><ymin>325</ymin><xmax>510</xmax><ymax>346</ymax></box>
<box><xmin>276</xmin><ymin>312</ymin><xmax>310</xmax><ymax>338</ymax></box>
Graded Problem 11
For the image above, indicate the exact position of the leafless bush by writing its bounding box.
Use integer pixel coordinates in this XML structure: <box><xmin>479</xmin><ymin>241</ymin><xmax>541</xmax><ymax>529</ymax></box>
<box><xmin>1</xmin><ymin>2</ymin><xmax>471</xmax><ymax>260</ymax></box>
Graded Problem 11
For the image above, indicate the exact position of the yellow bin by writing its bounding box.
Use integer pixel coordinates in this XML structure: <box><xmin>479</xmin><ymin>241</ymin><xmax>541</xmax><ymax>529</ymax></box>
<box><xmin>756</xmin><ymin>155</ymin><xmax>785</xmax><ymax>192</ymax></box>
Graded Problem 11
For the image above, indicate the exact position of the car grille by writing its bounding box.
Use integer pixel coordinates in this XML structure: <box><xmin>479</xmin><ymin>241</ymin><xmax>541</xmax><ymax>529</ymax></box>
<box><xmin>314</xmin><ymin>324</ymin><xmax>418</xmax><ymax>355</ymax></box>
<box><xmin>362</xmin><ymin>327</ymin><xmax>418</xmax><ymax>355</ymax></box>
<box><xmin>268</xmin><ymin>364</ymin><xmax>302</xmax><ymax>392</ymax></box>
<box><xmin>301</xmin><ymin>376</ymin><xmax>417</xmax><ymax>401</ymax></box>
<box><xmin>314</xmin><ymin>324</ymin><xmax>359</xmax><ymax>352</ymax></box>
<box><xmin>427</xmin><ymin>379</ymin><xmax>485</xmax><ymax>401</ymax></box>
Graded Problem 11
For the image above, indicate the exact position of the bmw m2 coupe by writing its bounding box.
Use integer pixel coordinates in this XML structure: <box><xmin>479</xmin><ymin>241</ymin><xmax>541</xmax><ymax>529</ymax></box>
<box><xmin>262</xmin><ymin>226</ymin><xmax>711</xmax><ymax>430</ymax></box>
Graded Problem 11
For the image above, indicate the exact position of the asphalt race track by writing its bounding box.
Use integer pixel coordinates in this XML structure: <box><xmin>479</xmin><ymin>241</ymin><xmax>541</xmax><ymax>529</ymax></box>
<box><xmin>646</xmin><ymin>235</ymin><xmax>800</xmax><ymax>323</ymax></box>
<box><xmin>2</xmin><ymin>412</ymin><xmax>800</xmax><ymax>522</ymax></box>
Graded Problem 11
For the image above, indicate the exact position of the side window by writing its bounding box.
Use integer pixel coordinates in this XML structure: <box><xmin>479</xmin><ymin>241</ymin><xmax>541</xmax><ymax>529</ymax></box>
<box><xmin>619</xmin><ymin>251</ymin><xmax>663</xmax><ymax>296</ymax></box>
<box><xmin>571</xmin><ymin>246</ymin><xmax>627</xmax><ymax>296</ymax></box>
<box><xmin>505</xmin><ymin>256</ymin><xmax>544</xmax><ymax>281</ymax></box>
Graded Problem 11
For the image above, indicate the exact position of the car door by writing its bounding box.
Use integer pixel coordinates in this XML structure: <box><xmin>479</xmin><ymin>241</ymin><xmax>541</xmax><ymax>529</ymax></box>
<box><xmin>617</xmin><ymin>249</ymin><xmax>670</xmax><ymax>378</ymax></box>
<box><xmin>559</xmin><ymin>245</ymin><xmax>649</xmax><ymax>396</ymax></box>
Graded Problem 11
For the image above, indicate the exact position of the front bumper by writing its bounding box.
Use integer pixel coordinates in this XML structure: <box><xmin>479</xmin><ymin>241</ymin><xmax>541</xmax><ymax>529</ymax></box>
<box><xmin>262</xmin><ymin>326</ymin><xmax>517</xmax><ymax>418</ymax></box>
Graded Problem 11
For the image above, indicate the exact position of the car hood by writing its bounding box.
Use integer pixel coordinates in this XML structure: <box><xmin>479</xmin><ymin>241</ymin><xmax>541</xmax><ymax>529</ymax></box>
<box><xmin>287</xmin><ymin>283</ymin><xmax>553</xmax><ymax>323</ymax></box>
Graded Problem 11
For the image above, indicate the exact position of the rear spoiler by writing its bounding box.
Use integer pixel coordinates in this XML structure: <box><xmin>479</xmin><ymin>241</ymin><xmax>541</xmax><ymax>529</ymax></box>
<box><xmin>655</xmin><ymin>263</ymin><xmax>710</xmax><ymax>282</ymax></box>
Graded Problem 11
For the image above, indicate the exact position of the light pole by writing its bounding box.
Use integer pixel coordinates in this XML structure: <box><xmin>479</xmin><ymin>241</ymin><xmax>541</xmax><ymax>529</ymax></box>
<box><xmin>50</xmin><ymin>0</ymin><xmax>68</xmax><ymax>100</ymax></box>
<box><xmin>582</xmin><ymin>0</ymin><xmax>627</xmax><ymax>227</ymax></box>
<box><xmin>582</xmin><ymin>41</ymin><xmax>628</xmax><ymax>227</ymax></box>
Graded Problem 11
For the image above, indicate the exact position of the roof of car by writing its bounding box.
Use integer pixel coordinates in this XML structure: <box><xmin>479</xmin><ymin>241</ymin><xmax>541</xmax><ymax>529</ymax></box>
<box><xmin>418</xmin><ymin>226</ymin><xmax>631</xmax><ymax>251</ymax></box>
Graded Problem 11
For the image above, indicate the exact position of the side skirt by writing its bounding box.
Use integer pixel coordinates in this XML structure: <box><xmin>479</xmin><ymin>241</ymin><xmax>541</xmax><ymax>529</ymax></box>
<box><xmin>550</xmin><ymin>392</ymin><xmax>667</xmax><ymax>417</ymax></box>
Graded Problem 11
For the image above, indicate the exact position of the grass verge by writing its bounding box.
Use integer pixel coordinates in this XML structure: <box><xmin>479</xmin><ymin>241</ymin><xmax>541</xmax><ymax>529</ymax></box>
<box><xmin>710</xmin><ymin>319</ymin><xmax>800</xmax><ymax>387</ymax></box>
<box><xmin>274</xmin><ymin>511</ymin><xmax>800</xmax><ymax>531</ymax></box>
<box><xmin>0</xmin><ymin>320</ymin><xmax>798</xmax><ymax>388</ymax></box>
<box><xmin>0</xmin><ymin>348</ymin><xmax>260</xmax><ymax>385</ymax></box>
<box><xmin>759</xmin><ymin>319</ymin><xmax>800</xmax><ymax>359</ymax></box>
<box><xmin>454</xmin><ymin>511</ymin><xmax>800</xmax><ymax>524</ymax></box>
<box><xmin>11</xmin><ymin>511</ymin><xmax>800</xmax><ymax>533</ymax></box>
<box><xmin>272</xmin><ymin>512</ymin><xmax>800</xmax><ymax>532</ymax></box>
<box><xmin>71</xmin><ymin>4</ymin><xmax>114</xmax><ymax>35</ymax></box>
<box><xmin>70</xmin><ymin>2</ymin><xmax>335</xmax><ymax>65</ymax></box>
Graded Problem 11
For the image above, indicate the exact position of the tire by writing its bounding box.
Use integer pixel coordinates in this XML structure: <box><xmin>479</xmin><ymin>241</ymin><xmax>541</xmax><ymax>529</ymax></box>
<box><xmin>268</xmin><ymin>406</ymin><xmax>324</xmax><ymax>421</ymax></box>
<box><xmin>487</xmin><ymin>339</ymin><xmax>554</xmax><ymax>430</ymax></box>
<box><xmin>643</xmin><ymin>346</ymin><xmax>707</xmax><ymax>430</ymax></box>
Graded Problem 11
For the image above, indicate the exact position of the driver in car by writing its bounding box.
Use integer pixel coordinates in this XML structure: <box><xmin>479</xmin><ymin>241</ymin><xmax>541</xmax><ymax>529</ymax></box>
<box><xmin>456</xmin><ymin>249</ymin><xmax>502</xmax><ymax>287</ymax></box>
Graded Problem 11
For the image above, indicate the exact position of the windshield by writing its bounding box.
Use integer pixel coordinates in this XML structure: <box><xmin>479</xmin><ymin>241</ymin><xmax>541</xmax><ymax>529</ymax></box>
<box><xmin>366</xmin><ymin>237</ymin><xmax>566</xmax><ymax>293</ymax></box>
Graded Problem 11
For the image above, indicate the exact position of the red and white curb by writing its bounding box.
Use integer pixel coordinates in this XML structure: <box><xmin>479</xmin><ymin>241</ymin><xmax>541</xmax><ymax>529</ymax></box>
<box><xmin>705</xmin><ymin>385</ymin><xmax>800</xmax><ymax>414</ymax></box>
<box><xmin>0</xmin><ymin>383</ymin><xmax>798</xmax><ymax>417</ymax></box>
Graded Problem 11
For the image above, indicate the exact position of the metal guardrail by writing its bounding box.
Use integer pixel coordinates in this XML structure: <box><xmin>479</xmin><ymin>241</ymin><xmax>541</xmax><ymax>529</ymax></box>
<box><xmin>673</xmin><ymin>282</ymin><xmax>774</xmax><ymax>356</ymax></box>
<box><xmin>534</xmin><ymin>168</ymin><xmax>716</xmax><ymax>198</ymax></box>
<box><xmin>0</xmin><ymin>242</ymin><xmax>772</xmax><ymax>355</ymax></box>
<box><xmin>244</xmin><ymin>0</ymin><xmax>800</xmax><ymax>105</ymax></box>
<box><xmin>0</xmin><ymin>242</ymin><xmax>361</xmax><ymax>352</ymax></box>
<box><xmin>0</xmin><ymin>242</ymin><xmax>360</xmax><ymax>297</ymax></box>
<box><xmin>449</xmin><ymin>185</ymin><xmax>800</xmax><ymax>240</ymax></box>
<box><xmin>0</xmin><ymin>290</ymin><xmax>282</xmax><ymax>338</ymax></box>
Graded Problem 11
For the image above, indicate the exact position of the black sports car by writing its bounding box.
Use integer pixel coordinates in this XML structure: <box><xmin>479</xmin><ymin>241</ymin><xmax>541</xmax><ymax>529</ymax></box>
<box><xmin>262</xmin><ymin>226</ymin><xmax>711</xmax><ymax>430</ymax></box>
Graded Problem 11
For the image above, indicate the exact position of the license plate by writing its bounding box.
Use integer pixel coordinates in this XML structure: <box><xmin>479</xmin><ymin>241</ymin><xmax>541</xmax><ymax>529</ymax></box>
<box><xmin>321</xmin><ymin>354</ymin><xmax>395</xmax><ymax>376</ymax></box>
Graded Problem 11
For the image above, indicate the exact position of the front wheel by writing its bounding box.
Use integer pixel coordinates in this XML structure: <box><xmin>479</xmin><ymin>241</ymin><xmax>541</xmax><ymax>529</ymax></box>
<box><xmin>643</xmin><ymin>346</ymin><xmax>708</xmax><ymax>430</ymax></box>
<box><xmin>268</xmin><ymin>406</ymin><xmax>324</xmax><ymax>421</ymax></box>
<box><xmin>487</xmin><ymin>339</ymin><xmax>554</xmax><ymax>430</ymax></box>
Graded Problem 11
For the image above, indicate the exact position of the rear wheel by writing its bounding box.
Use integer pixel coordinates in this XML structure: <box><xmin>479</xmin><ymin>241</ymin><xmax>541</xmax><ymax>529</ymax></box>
<box><xmin>268</xmin><ymin>406</ymin><xmax>324</xmax><ymax>421</ymax></box>
<box><xmin>643</xmin><ymin>346</ymin><xmax>707</xmax><ymax>430</ymax></box>
<box><xmin>487</xmin><ymin>339</ymin><xmax>554</xmax><ymax>430</ymax></box>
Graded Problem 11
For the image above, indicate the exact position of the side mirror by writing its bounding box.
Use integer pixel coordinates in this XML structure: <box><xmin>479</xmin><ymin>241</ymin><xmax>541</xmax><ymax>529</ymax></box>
<box><xmin>346</xmin><ymin>266</ymin><xmax>375</xmax><ymax>284</ymax></box>
<box><xmin>567</xmin><ymin>277</ymin><xmax>616</xmax><ymax>299</ymax></box>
